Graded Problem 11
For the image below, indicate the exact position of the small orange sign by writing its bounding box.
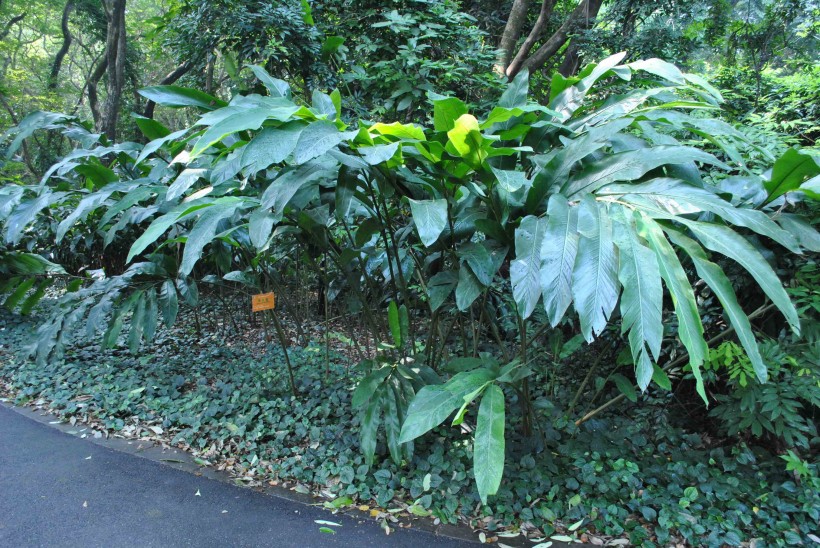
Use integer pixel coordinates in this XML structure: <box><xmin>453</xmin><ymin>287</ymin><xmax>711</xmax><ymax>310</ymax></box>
<box><xmin>252</xmin><ymin>292</ymin><xmax>276</xmax><ymax>312</ymax></box>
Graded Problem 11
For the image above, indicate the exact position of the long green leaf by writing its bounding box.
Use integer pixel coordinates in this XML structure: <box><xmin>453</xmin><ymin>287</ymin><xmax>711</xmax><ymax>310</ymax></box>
<box><xmin>684</xmin><ymin>221</ymin><xmax>800</xmax><ymax>334</ymax></box>
<box><xmin>612</xmin><ymin>207</ymin><xmax>662</xmax><ymax>390</ymax></box>
<box><xmin>667</xmin><ymin>229</ymin><xmax>767</xmax><ymax>383</ymax></box>
<box><xmin>572</xmin><ymin>197</ymin><xmax>619</xmax><ymax>342</ymax></box>
<box><xmin>180</xmin><ymin>201</ymin><xmax>243</xmax><ymax>276</ymax></box>
<box><xmin>474</xmin><ymin>384</ymin><xmax>505</xmax><ymax>505</ymax></box>
<box><xmin>408</xmin><ymin>198</ymin><xmax>448</xmax><ymax>247</ymax></box>
<box><xmin>540</xmin><ymin>195</ymin><xmax>579</xmax><ymax>325</ymax></box>
<box><xmin>511</xmin><ymin>215</ymin><xmax>547</xmax><ymax>319</ymax></box>
<box><xmin>639</xmin><ymin>214</ymin><xmax>708</xmax><ymax>403</ymax></box>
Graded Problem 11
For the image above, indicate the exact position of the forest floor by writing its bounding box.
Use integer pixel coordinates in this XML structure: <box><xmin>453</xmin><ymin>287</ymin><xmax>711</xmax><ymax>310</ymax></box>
<box><xmin>1</xmin><ymin>294</ymin><xmax>815</xmax><ymax>547</ymax></box>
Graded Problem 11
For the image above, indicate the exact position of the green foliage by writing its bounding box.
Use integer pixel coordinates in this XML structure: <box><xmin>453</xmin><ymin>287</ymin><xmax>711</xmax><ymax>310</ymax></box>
<box><xmin>2</xmin><ymin>308</ymin><xmax>818</xmax><ymax>545</ymax></box>
<box><xmin>2</xmin><ymin>55</ymin><xmax>819</xmax><ymax>512</ymax></box>
<box><xmin>708</xmin><ymin>341</ymin><xmax>820</xmax><ymax>450</ymax></box>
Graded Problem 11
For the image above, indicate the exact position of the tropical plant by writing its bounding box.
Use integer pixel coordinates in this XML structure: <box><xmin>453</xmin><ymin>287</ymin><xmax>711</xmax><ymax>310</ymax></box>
<box><xmin>2</xmin><ymin>53</ymin><xmax>819</xmax><ymax>502</ymax></box>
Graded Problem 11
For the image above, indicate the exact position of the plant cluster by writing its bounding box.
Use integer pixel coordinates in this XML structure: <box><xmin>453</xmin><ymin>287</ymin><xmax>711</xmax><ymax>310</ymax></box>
<box><xmin>2</xmin><ymin>54</ymin><xmax>820</xmax><ymax>544</ymax></box>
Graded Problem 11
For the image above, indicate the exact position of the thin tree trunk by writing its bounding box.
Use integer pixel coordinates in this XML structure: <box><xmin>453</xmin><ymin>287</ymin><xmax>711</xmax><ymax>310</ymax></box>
<box><xmin>495</xmin><ymin>0</ymin><xmax>530</xmax><ymax>74</ymax></box>
<box><xmin>557</xmin><ymin>41</ymin><xmax>582</xmax><ymax>76</ymax></box>
<box><xmin>504</xmin><ymin>0</ymin><xmax>555</xmax><ymax>78</ymax></box>
<box><xmin>0</xmin><ymin>12</ymin><xmax>25</xmax><ymax>41</ymax></box>
<box><xmin>100</xmin><ymin>0</ymin><xmax>126</xmax><ymax>140</ymax></box>
<box><xmin>48</xmin><ymin>1</ymin><xmax>74</xmax><ymax>90</ymax></box>
<box><xmin>87</xmin><ymin>56</ymin><xmax>108</xmax><ymax>128</ymax></box>
<box><xmin>507</xmin><ymin>0</ymin><xmax>604</xmax><ymax>79</ymax></box>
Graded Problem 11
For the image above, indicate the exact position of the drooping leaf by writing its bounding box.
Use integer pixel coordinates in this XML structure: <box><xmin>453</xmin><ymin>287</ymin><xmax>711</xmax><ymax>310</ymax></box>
<box><xmin>639</xmin><ymin>214</ymin><xmax>708</xmax><ymax>403</ymax></box>
<box><xmin>684</xmin><ymin>221</ymin><xmax>800</xmax><ymax>334</ymax></box>
<box><xmin>572</xmin><ymin>197</ymin><xmax>619</xmax><ymax>342</ymax></box>
<box><xmin>474</xmin><ymin>384</ymin><xmax>505</xmax><ymax>505</ymax></box>
<box><xmin>511</xmin><ymin>215</ymin><xmax>547</xmax><ymax>319</ymax></box>
<box><xmin>180</xmin><ymin>200</ymin><xmax>244</xmax><ymax>276</ymax></box>
<box><xmin>455</xmin><ymin>264</ymin><xmax>483</xmax><ymax>311</ymax></box>
<box><xmin>138</xmin><ymin>85</ymin><xmax>226</xmax><ymax>110</ymax></box>
<box><xmin>667</xmin><ymin>230</ymin><xmax>767</xmax><ymax>383</ymax></box>
<box><xmin>612</xmin><ymin>207</ymin><xmax>662</xmax><ymax>390</ymax></box>
<box><xmin>540</xmin><ymin>195</ymin><xmax>579</xmax><ymax>326</ymax></box>
<box><xmin>408</xmin><ymin>198</ymin><xmax>448</xmax><ymax>247</ymax></box>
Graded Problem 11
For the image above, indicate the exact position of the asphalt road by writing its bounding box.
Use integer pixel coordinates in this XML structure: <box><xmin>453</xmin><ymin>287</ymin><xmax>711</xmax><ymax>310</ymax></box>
<box><xmin>0</xmin><ymin>404</ymin><xmax>476</xmax><ymax>548</ymax></box>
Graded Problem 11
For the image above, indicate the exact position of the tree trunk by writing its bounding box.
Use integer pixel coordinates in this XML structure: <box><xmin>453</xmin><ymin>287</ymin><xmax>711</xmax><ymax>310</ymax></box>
<box><xmin>506</xmin><ymin>0</ymin><xmax>604</xmax><ymax>79</ymax></box>
<box><xmin>495</xmin><ymin>0</ymin><xmax>530</xmax><ymax>74</ymax></box>
<box><xmin>87</xmin><ymin>56</ymin><xmax>108</xmax><ymax>128</ymax></box>
<box><xmin>100</xmin><ymin>0</ymin><xmax>126</xmax><ymax>141</ymax></box>
<box><xmin>48</xmin><ymin>1</ymin><xmax>75</xmax><ymax>90</ymax></box>
<box><xmin>504</xmin><ymin>0</ymin><xmax>556</xmax><ymax>78</ymax></box>
<box><xmin>0</xmin><ymin>12</ymin><xmax>25</xmax><ymax>41</ymax></box>
<box><xmin>557</xmin><ymin>42</ymin><xmax>581</xmax><ymax>76</ymax></box>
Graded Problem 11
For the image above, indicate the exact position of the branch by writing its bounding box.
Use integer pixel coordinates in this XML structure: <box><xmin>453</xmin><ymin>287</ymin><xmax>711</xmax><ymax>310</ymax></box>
<box><xmin>574</xmin><ymin>302</ymin><xmax>776</xmax><ymax>427</ymax></box>
<box><xmin>142</xmin><ymin>61</ymin><xmax>193</xmax><ymax>119</ymax></box>
<box><xmin>505</xmin><ymin>0</ymin><xmax>556</xmax><ymax>78</ymax></box>
<box><xmin>0</xmin><ymin>12</ymin><xmax>25</xmax><ymax>41</ymax></box>
<box><xmin>48</xmin><ymin>1</ymin><xmax>75</xmax><ymax>89</ymax></box>
<box><xmin>495</xmin><ymin>0</ymin><xmax>531</xmax><ymax>74</ymax></box>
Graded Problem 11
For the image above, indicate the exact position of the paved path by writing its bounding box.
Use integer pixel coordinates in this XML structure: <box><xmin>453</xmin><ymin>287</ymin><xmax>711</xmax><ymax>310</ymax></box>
<box><xmin>0</xmin><ymin>405</ymin><xmax>476</xmax><ymax>547</ymax></box>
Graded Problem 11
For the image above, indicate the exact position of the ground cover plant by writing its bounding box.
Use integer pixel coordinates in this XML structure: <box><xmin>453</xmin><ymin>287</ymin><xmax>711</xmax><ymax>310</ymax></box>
<box><xmin>1</xmin><ymin>0</ymin><xmax>820</xmax><ymax>544</ymax></box>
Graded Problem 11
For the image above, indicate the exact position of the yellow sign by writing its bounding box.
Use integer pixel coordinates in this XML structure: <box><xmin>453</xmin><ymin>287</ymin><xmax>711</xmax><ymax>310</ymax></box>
<box><xmin>252</xmin><ymin>292</ymin><xmax>276</xmax><ymax>312</ymax></box>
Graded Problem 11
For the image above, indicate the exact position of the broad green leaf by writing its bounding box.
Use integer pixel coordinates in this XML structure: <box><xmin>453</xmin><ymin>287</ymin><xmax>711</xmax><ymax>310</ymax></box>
<box><xmin>540</xmin><ymin>195</ymin><xmax>579</xmax><ymax>326</ymax></box>
<box><xmin>400</xmin><ymin>369</ymin><xmax>495</xmax><ymax>443</ymax></box>
<box><xmin>490</xmin><ymin>167</ymin><xmax>529</xmax><ymax>193</ymax></box>
<box><xmin>261</xmin><ymin>161</ymin><xmax>334</xmax><ymax>222</ymax></box>
<box><xmin>312</xmin><ymin>90</ymin><xmax>336</xmax><ymax>118</ymax></box>
<box><xmin>369</xmin><ymin>122</ymin><xmax>425</xmax><ymax>141</ymax></box>
<box><xmin>563</xmin><ymin>146</ymin><xmax>728</xmax><ymax>197</ymax></box>
<box><xmin>427</xmin><ymin>271</ymin><xmax>458</xmax><ymax>311</ymax></box>
<box><xmin>399</xmin><ymin>385</ymin><xmax>461</xmax><ymax>443</ymax></box>
<box><xmin>628</xmin><ymin>58</ymin><xmax>686</xmax><ymax>84</ymax></box>
<box><xmin>408</xmin><ymin>198</ymin><xmax>448</xmax><ymax>247</ymax></box>
<box><xmin>499</xmin><ymin>69</ymin><xmax>529</xmax><ymax>108</ymax></box>
<box><xmin>249</xmin><ymin>209</ymin><xmax>276</xmax><ymax>250</ymax></box>
<box><xmin>134</xmin><ymin>128</ymin><xmax>188</xmax><ymax>166</ymax></box>
<box><xmin>572</xmin><ymin>197</ymin><xmax>619</xmax><ymax>342</ymax></box>
<box><xmin>127</xmin><ymin>200</ymin><xmax>212</xmax><ymax>261</ymax></box>
<box><xmin>159</xmin><ymin>280</ymin><xmax>179</xmax><ymax>327</ymax></box>
<box><xmin>180</xmin><ymin>200</ymin><xmax>244</xmax><ymax>276</ymax></box>
<box><xmin>138</xmin><ymin>85</ymin><xmax>226</xmax><ymax>110</ymax></box>
<box><xmin>358</xmin><ymin>142</ymin><xmax>400</xmax><ymax>165</ymax></box>
<box><xmin>610</xmin><ymin>373</ymin><xmax>638</xmax><ymax>402</ymax></box>
<box><xmin>293</xmin><ymin>120</ymin><xmax>344</xmax><ymax>164</ymax></box>
<box><xmin>388</xmin><ymin>301</ymin><xmax>402</xmax><ymax>348</ymax></box>
<box><xmin>474</xmin><ymin>384</ymin><xmax>505</xmax><ymax>504</ymax></box>
<box><xmin>430</xmin><ymin>93</ymin><xmax>469</xmax><ymax>132</ymax></box>
<box><xmin>458</xmin><ymin>241</ymin><xmax>505</xmax><ymax>287</ymax></box>
<box><xmin>133</xmin><ymin>114</ymin><xmax>170</xmax><ymax>140</ymax></box>
<box><xmin>765</xmin><ymin>148</ymin><xmax>820</xmax><ymax>203</ymax></box>
<box><xmin>167</xmin><ymin>168</ymin><xmax>208</xmax><ymax>203</ymax></box>
<box><xmin>447</xmin><ymin>114</ymin><xmax>487</xmax><ymax>169</ymax></box>
<box><xmin>684</xmin><ymin>221</ymin><xmax>800</xmax><ymax>334</ymax></box>
<box><xmin>455</xmin><ymin>265</ymin><xmax>483</xmax><ymax>311</ymax></box>
<box><xmin>248</xmin><ymin>64</ymin><xmax>291</xmax><ymax>97</ymax></box>
<box><xmin>192</xmin><ymin>107</ymin><xmax>287</xmax><ymax>158</ymax></box>
<box><xmin>241</xmin><ymin>124</ymin><xmax>304</xmax><ymax>174</ymax></box>
<box><xmin>352</xmin><ymin>367</ymin><xmax>391</xmax><ymax>409</ymax></box>
<box><xmin>639</xmin><ymin>214</ymin><xmax>708</xmax><ymax>403</ymax></box>
<box><xmin>511</xmin><ymin>215</ymin><xmax>547</xmax><ymax>319</ymax></box>
<box><xmin>612</xmin><ymin>207</ymin><xmax>662</xmax><ymax>390</ymax></box>
<box><xmin>667</xmin><ymin>230</ymin><xmax>767</xmax><ymax>383</ymax></box>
